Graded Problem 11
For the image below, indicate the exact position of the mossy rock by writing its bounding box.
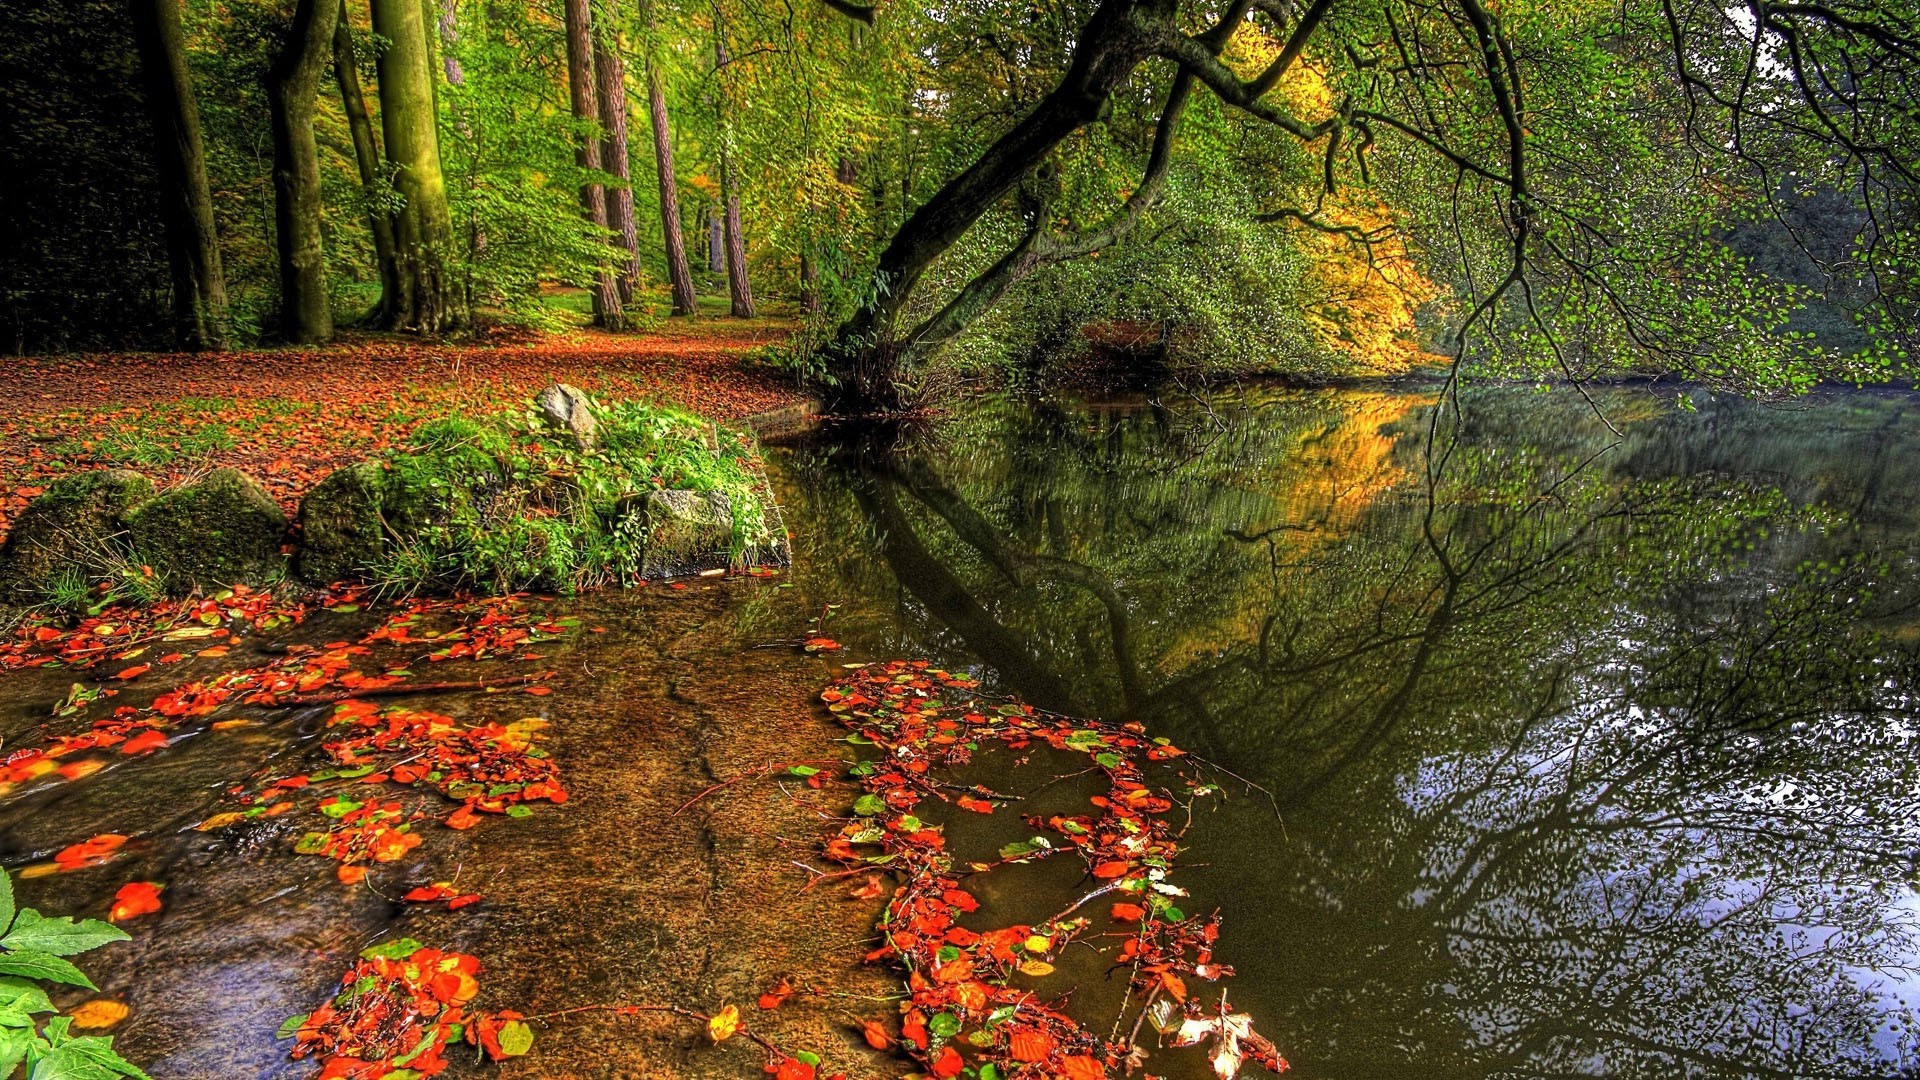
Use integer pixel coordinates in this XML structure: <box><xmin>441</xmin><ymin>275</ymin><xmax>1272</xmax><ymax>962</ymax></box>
<box><xmin>0</xmin><ymin>469</ymin><xmax>154</xmax><ymax>602</ymax></box>
<box><xmin>296</xmin><ymin>461</ymin><xmax>390</xmax><ymax>585</ymax></box>
<box><xmin>628</xmin><ymin>488</ymin><xmax>735</xmax><ymax>579</ymax></box>
<box><xmin>125</xmin><ymin>468</ymin><xmax>289</xmax><ymax>593</ymax></box>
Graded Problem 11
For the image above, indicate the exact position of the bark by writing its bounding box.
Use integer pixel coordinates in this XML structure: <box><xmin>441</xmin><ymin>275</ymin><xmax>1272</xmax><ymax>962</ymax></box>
<box><xmin>564</xmin><ymin>0</ymin><xmax>625</xmax><ymax>328</ymax></box>
<box><xmin>644</xmin><ymin>53</ymin><xmax>698</xmax><ymax>315</ymax></box>
<box><xmin>821</xmin><ymin>0</ymin><xmax>1172</xmax><ymax>411</ymax></box>
<box><xmin>332</xmin><ymin>3</ymin><xmax>402</xmax><ymax>323</ymax></box>
<box><xmin>268</xmin><ymin>0</ymin><xmax>341</xmax><ymax>343</ymax></box>
<box><xmin>595</xmin><ymin>23</ymin><xmax>641</xmax><ymax>303</ymax></box>
<box><xmin>712</xmin><ymin>28</ymin><xmax>755</xmax><ymax>317</ymax></box>
<box><xmin>708</xmin><ymin>214</ymin><xmax>724</xmax><ymax>272</ymax></box>
<box><xmin>372</xmin><ymin>0</ymin><xmax>467</xmax><ymax>332</ymax></box>
<box><xmin>130</xmin><ymin>0</ymin><xmax>229</xmax><ymax>350</ymax></box>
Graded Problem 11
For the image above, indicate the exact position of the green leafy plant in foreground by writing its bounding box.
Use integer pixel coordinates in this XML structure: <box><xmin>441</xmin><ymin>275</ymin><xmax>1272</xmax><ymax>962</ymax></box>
<box><xmin>0</xmin><ymin>869</ymin><xmax>145</xmax><ymax>1079</ymax></box>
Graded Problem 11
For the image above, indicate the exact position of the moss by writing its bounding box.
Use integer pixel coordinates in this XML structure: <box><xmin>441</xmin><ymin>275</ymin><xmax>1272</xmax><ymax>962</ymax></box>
<box><xmin>0</xmin><ymin>469</ymin><xmax>155</xmax><ymax>604</ymax></box>
<box><xmin>295</xmin><ymin>461</ymin><xmax>390</xmax><ymax>586</ymax></box>
<box><xmin>124</xmin><ymin>468</ymin><xmax>289</xmax><ymax>594</ymax></box>
<box><xmin>356</xmin><ymin>394</ymin><xmax>784</xmax><ymax>595</ymax></box>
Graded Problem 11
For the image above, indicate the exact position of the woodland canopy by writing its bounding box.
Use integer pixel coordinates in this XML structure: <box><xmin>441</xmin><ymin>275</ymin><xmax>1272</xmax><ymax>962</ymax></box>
<box><xmin>1</xmin><ymin>0</ymin><xmax>1913</xmax><ymax>411</ymax></box>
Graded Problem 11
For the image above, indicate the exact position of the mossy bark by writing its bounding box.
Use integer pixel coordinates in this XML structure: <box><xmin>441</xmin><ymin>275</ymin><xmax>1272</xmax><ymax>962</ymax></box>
<box><xmin>268</xmin><ymin>0</ymin><xmax>341</xmax><ymax>344</ymax></box>
<box><xmin>371</xmin><ymin>0</ymin><xmax>467</xmax><ymax>334</ymax></box>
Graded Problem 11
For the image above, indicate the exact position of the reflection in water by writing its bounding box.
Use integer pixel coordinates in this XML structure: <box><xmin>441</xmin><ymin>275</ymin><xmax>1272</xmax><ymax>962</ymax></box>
<box><xmin>766</xmin><ymin>386</ymin><xmax>1920</xmax><ymax>1078</ymax></box>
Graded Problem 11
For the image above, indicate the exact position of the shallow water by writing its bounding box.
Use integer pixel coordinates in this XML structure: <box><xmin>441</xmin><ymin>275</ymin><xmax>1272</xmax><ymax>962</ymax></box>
<box><xmin>4</xmin><ymin>382</ymin><xmax>1918</xmax><ymax>1079</ymax></box>
<box><xmin>763</xmin><ymin>383</ymin><xmax>1920</xmax><ymax>1079</ymax></box>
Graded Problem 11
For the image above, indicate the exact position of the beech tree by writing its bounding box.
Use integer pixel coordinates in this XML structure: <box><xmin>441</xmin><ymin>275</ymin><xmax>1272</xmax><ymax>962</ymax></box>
<box><xmin>266</xmin><ymin>0</ymin><xmax>340</xmax><ymax>342</ymax></box>
<box><xmin>371</xmin><ymin>0</ymin><xmax>466</xmax><ymax>332</ymax></box>
<box><xmin>564</xmin><ymin>0</ymin><xmax>625</xmax><ymax>327</ymax></box>
<box><xmin>130</xmin><ymin>0</ymin><xmax>229</xmax><ymax>350</ymax></box>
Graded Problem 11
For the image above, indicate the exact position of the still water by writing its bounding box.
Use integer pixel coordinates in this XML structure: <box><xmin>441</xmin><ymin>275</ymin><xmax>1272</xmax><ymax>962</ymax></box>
<box><xmin>3</xmin><ymin>382</ymin><xmax>1917</xmax><ymax>1078</ymax></box>
<box><xmin>761</xmin><ymin>383</ymin><xmax>1920</xmax><ymax>1079</ymax></box>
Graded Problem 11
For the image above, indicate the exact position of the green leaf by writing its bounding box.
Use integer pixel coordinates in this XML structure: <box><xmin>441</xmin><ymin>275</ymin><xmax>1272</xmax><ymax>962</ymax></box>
<box><xmin>0</xmin><ymin>1028</ymin><xmax>27</xmax><ymax>1078</ymax></box>
<box><xmin>1</xmin><ymin>913</ymin><xmax>129</xmax><ymax>958</ymax></box>
<box><xmin>928</xmin><ymin>1012</ymin><xmax>960</xmax><ymax>1038</ymax></box>
<box><xmin>293</xmin><ymin>833</ymin><xmax>329</xmax><ymax>855</ymax></box>
<box><xmin>852</xmin><ymin>794</ymin><xmax>886</xmax><ymax>816</ymax></box>
<box><xmin>495</xmin><ymin>1020</ymin><xmax>534</xmax><ymax>1058</ymax></box>
<box><xmin>275</xmin><ymin>1014</ymin><xmax>309</xmax><ymax>1040</ymax></box>
<box><xmin>358</xmin><ymin>938</ymin><xmax>423</xmax><ymax>961</ymax></box>
<box><xmin>0</xmin><ymin>978</ymin><xmax>54</xmax><ymax>1017</ymax></box>
<box><xmin>26</xmin><ymin>1032</ymin><xmax>148</xmax><ymax>1079</ymax></box>
<box><xmin>0</xmin><ymin>872</ymin><xmax>12</xmax><ymax>938</ymax></box>
<box><xmin>504</xmin><ymin>805</ymin><xmax>532</xmax><ymax>819</ymax></box>
<box><xmin>0</xmin><ymin>952</ymin><xmax>95</xmax><ymax>991</ymax></box>
<box><xmin>786</xmin><ymin>764</ymin><xmax>820</xmax><ymax>778</ymax></box>
<box><xmin>1094</xmin><ymin>752</ymin><xmax>1123</xmax><ymax>769</ymax></box>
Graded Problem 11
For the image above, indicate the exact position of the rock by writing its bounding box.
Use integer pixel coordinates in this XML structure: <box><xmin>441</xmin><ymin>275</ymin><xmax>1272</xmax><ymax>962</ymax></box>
<box><xmin>125</xmin><ymin>468</ymin><xmax>290</xmax><ymax>593</ymax></box>
<box><xmin>625</xmin><ymin>488</ymin><xmax>734</xmax><ymax>578</ymax></box>
<box><xmin>536</xmin><ymin>384</ymin><xmax>597</xmax><ymax>450</ymax></box>
<box><xmin>0</xmin><ymin>469</ymin><xmax>154</xmax><ymax>601</ymax></box>
<box><xmin>296</xmin><ymin>461</ymin><xmax>390</xmax><ymax>585</ymax></box>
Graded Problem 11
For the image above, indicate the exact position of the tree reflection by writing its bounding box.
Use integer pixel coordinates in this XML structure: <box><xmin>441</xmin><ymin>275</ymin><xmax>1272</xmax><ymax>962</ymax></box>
<box><xmin>773</xmin><ymin>386</ymin><xmax>1920</xmax><ymax>1078</ymax></box>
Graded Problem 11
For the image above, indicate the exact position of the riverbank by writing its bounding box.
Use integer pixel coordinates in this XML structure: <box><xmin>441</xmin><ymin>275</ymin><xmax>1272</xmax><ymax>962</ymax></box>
<box><xmin>0</xmin><ymin>323</ymin><xmax>807</xmax><ymax>536</ymax></box>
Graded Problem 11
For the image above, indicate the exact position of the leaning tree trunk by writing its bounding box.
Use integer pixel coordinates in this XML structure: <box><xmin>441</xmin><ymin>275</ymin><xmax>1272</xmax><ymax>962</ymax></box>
<box><xmin>371</xmin><ymin>0</ymin><xmax>466</xmax><ymax>332</ymax></box>
<box><xmin>594</xmin><ymin>21</ymin><xmax>641</xmax><ymax>304</ymax></box>
<box><xmin>711</xmin><ymin>28</ymin><xmax>754</xmax><ymax>318</ymax></box>
<box><xmin>268</xmin><ymin>0</ymin><xmax>340</xmax><ymax>343</ymax></box>
<box><xmin>130</xmin><ymin>0</ymin><xmax>229</xmax><ymax>350</ymax></box>
<box><xmin>820</xmin><ymin>0</ymin><xmax>1159</xmax><ymax>411</ymax></box>
<box><xmin>563</xmin><ymin>0</ymin><xmax>624</xmax><ymax>328</ymax></box>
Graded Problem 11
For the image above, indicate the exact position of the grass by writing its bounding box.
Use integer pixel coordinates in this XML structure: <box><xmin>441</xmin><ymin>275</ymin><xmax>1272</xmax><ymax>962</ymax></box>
<box><xmin>363</xmin><ymin>394</ymin><xmax>780</xmax><ymax>596</ymax></box>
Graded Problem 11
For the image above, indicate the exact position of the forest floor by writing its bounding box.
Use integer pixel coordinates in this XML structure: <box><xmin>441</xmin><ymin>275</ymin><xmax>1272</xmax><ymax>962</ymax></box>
<box><xmin>0</xmin><ymin>319</ymin><xmax>807</xmax><ymax>536</ymax></box>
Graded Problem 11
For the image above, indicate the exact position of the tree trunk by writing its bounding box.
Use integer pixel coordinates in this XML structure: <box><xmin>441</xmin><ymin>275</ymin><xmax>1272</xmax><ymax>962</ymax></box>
<box><xmin>595</xmin><ymin>24</ymin><xmax>640</xmax><ymax>304</ymax></box>
<box><xmin>371</xmin><ymin>0</ymin><xmax>467</xmax><ymax>332</ymax></box>
<box><xmin>130</xmin><ymin>0</ymin><xmax>229</xmax><ymax>350</ymax></box>
<box><xmin>800</xmin><ymin>242</ymin><xmax>820</xmax><ymax>315</ymax></box>
<box><xmin>708</xmin><ymin>213</ymin><xmax>724</xmax><ymax>272</ymax></box>
<box><xmin>645</xmin><ymin>56</ymin><xmax>697</xmax><ymax>315</ymax></box>
<box><xmin>821</xmin><ymin>0</ymin><xmax>1163</xmax><ymax>410</ymax></box>
<box><xmin>332</xmin><ymin>2</ymin><xmax>402</xmax><ymax>324</ymax></box>
<box><xmin>268</xmin><ymin>0</ymin><xmax>340</xmax><ymax>343</ymax></box>
<box><xmin>564</xmin><ymin>0</ymin><xmax>624</xmax><ymax>328</ymax></box>
<box><xmin>712</xmin><ymin>27</ymin><xmax>754</xmax><ymax>318</ymax></box>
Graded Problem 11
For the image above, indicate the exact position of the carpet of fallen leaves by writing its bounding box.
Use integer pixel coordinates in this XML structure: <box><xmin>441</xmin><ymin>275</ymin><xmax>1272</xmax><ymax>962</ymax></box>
<box><xmin>806</xmin><ymin>660</ymin><xmax>1287</xmax><ymax>1080</ymax></box>
<box><xmin>0</xmin><ymin>324</ymin><xmax>805</xmax><ymax>535</ymax></box>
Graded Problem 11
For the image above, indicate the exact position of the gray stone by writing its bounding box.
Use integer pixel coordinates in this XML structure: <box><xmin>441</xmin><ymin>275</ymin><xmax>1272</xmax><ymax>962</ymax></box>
<box><xmin>296</xmin><ymin>461</ymin><xmax>390</xmax><ymax>585</ymax></box>
<box><xmin>125</xmin><ymin>468</ymin><xmax>289</xmax><ymax>593</ymax></box>
<box><xmin>625</xmin><ymin>488</ymin><xmax>734</xmax><ymax>578</ymax></box>
<box><xmin>0</xmin><ymin>469</ymin><xmax>154</xmax><ymax>601</ymax></box>
<box><xmin>535</xmin><ymin>383</ymin><xmax>597</xmax><ymax>449</ymax></box>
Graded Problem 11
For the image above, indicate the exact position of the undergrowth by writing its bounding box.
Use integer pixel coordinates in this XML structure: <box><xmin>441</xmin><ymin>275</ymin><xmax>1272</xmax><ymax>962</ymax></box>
<box><xmin>366</xmin><ymin>397</ymin><xmax>779</xmax><ymax>595</ymax></box>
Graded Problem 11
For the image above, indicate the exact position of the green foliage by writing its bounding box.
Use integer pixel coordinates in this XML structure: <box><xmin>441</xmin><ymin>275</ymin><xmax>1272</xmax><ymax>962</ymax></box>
<box><xmin>368</xmin><ymin>395</ymin><xmax>779</xmax><ymax>594</ymax></box>
<box><xmin>0</xmin><ymin>868</ymin><xmax>145</xmax><ymax>1080</ymax></box>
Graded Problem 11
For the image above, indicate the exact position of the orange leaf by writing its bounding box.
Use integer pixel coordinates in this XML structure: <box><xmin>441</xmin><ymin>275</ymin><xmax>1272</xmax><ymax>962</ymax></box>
<box><xmin>108</xmin><ymin>881</ymin><xmax>163</xmax><ymax>922</ymax></box>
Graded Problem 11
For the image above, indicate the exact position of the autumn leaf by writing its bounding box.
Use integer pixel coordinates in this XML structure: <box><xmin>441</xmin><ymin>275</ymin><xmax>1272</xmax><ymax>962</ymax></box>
<box><xmin>68</xmin><ymin>999</ymin><xmax>130</xmax><ymax>1030</ymax></box>
<box><xmin>707</xmin><ymin>1004</ymin><xmax>740</xmax><ymax>1042</ymax></box>
<box><xmin>108</xmin><ymin>881</ymin><xmax>163</xmax><ymax>922</ymax></box>
<box><xmin>757</xmin><ymin>978</ymin><xmax>794</xmax><ymax>1009</ymax></box>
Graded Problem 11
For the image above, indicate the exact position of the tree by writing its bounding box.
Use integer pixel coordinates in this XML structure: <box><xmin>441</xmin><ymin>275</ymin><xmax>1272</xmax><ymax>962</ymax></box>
<box><xmin>331</xmin><ymin>0</ymin><xmax>401</xmax><ymax>324</ymax></box>
<box><xmin>267</xmin><ymin>0</ymin><xmax>341</xmax><ymax>343</ymax></box>
<box><xmin>371</xmin><ymin>0</ymin><xmax>466</xmax><ymax>332</ymax></box>
<box><xmin>130</xmin><ymin>0</ymin><xmax>229</xmax><ymax>350</ymax></box>
<box><xmin>563</xmin><ymin>0</ymin><xmax>625</xmax><ymax>328</ymax></box>
<box><xmin>711</xmin><ymin>10</ymin><xmax>755</xmax><ymax>317</ymax></box>
<box><xmin>804</xmin><ymin>0</ymin><xmax>1920</xmax><ymax>413</ymax></box>
<box><xmin>640</xmin><ymin>4</ymin><xmax>698</xmax><ymax>318</ymax></box>
<box><xmin>594</xmin><ymin>4</ymin><xmax>642</xmax><ymax>303</ymax></box>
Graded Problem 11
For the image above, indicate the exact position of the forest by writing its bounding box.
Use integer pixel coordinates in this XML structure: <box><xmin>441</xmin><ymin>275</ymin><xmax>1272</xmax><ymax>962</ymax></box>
<box><xmin>3</xmin><ymin>0</ymin><xmax>1913</xmax><ymax>405</ymax></box>
<box><xmin>1</xmin><ymin>0</ymin><xmax>1918</xmax><ymax>1078</ymax></box>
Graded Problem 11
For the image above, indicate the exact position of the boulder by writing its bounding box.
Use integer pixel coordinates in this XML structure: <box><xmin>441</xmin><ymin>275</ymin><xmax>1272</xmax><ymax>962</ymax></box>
<box><xmin>125</xmin><ymin>468</ymin><xmax>289</xmax><ymax>593</ymax></box>
<box><xmin>296</xmin><ymin>461</ymin><xmax>390</xmax><ymax>585</ymax></box>
<box><xmin>0</xmin><ymin>469</ymin><xmax>154</xmax><ymax>601</ymax></box>
<box><xmin>535</xmin><ymin>384</ymin><xmax>597</xmax><ymax>450</ymax></box>
<box><xmin>625</xmin><ymin>488</ymin><xmax>734</xmax><ymax>578</ymax></box>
